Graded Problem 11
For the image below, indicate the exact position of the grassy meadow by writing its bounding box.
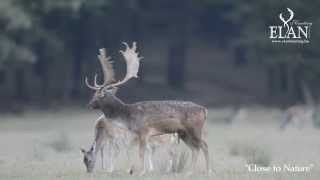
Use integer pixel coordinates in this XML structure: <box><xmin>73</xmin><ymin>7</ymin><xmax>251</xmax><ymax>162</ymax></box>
<box><xmin>0</xmin><ymin>106</ymin><xmax>319</xmax><ymax>180</ymax></box>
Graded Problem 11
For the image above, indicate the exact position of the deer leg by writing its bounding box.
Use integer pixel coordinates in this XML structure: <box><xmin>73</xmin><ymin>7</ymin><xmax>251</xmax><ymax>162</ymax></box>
<box><xmin>200</xmin><ymin>140</ymin><xmax>211</xmax><ymax>174</ymax></box>
<box><xmin>167</xmin><ymin>148</ymin><xmax>175</xmax><ymax>173</ymax></box>
<box><xmin>110</xmin><ymin>141</ymin><xmax>115</xmax><ymax>172</ymax></box>
<box><xmin>125</xmin><ymin>146</ymin><xmax>131</xmax><ymax>173</ymax></box>
<box><xmin>182</xmin><ymin>146</ymin><xmax>199</xmax><ymax>176</ymax></box>
<box><xmin>191</xmin><ymin>147</ymin><xmax>199</xmax><ymax>171</ymax></box>
<box><xmin>106</xmin><ymin>141</ymin><xmax>114</xmax><ymax>173</ymax></box>
<box><xmin>138</xmin><ymin>135</ymin><xmax>147</xmax><ymax>176</ymax></box>
<box><xmin>146</xmin><ymin>143</ymin><xmax>154</xmax><ymax>172</ymax></box>
<box><xmin>127</xmin><ymin>136</ymin><xmax>138</xmax><ymax>174</ymax></box>
<box><xmin>100</xmin><ymin>145</ymin><xmax>105</xmax><ymax>169</ymax></box>
<box><xmin>280</xmin><ymin>114</ymin><xmax>291</xmax><ymax>130</ymax></box>
<box><xmin>126</xmin><ymin>146</ymin><xmax>135</xmax><ymax>174</ymax></box>
<box><xmin>105</xmin><ymin>141</ymin><xmax>110</xmax><ymax>172</ymax></box>
<box><xmin>180</xmin><ymin>132</ymin><xmax>200</xmax><ymax>175</ymax></box>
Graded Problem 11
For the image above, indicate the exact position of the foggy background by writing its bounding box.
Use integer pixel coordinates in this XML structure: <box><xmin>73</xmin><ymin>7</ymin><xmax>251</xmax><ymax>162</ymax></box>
<box><xmin>0</xmin><ymin>0</ymin><xmax>319</xmax><ymax>113</ymax></box>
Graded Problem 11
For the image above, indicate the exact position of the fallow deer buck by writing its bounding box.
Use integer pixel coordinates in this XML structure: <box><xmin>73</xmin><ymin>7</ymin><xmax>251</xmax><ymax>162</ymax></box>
<box><xmin>85</xmin><ymin>42</ymin><xmax>210</xmax><ymax>175</ymax></box>
<box><xmin>81</xmin><ymin>115</ymin><xmax>178</xmax><ymax>173</ymax></box>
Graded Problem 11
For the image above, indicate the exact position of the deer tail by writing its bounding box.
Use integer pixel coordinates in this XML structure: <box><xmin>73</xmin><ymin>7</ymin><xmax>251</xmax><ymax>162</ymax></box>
<box><xmin>203</xmin><ymin>107</ymin><xmax>208</xmax><ymax>121</ymax></box>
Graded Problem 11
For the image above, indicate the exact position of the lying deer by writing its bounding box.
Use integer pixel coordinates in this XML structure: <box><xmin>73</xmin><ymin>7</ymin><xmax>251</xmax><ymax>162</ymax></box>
<box><xmin>81</xmin><ymin>115</ymin><xmax>179</xmax><ymax>173</ymax></box>
<box><xmin>85</xmin><ymin>42</ymin><xmax>210</xmax><ymax>175</ymax></box>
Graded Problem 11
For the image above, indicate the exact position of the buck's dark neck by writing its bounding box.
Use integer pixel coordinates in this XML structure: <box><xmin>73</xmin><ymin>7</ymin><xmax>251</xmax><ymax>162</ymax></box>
<box><xmin>101</xmin><ymin>96</ymin><xmax>130</xmax><ymax>119</ymax></box>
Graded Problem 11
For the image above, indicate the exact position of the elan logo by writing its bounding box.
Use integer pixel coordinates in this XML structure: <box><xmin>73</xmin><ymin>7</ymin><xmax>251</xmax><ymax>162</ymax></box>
<box><xmin>269</xmin><ymin>8</ymin><xmax>312</xmax><ymax>43</ymax></box>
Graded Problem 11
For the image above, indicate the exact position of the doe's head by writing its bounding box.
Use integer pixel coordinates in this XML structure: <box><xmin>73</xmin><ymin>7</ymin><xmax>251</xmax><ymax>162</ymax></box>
<box><xmin>80</xmin><ymin>146</ymin><xmax>97</xmax><ymax>173</ymax></box>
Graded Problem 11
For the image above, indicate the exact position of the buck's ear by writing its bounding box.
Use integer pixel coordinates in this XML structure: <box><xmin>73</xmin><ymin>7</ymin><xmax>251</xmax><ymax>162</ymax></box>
<box><xmin>109</xmin><ymin>87</ymin><xmax>118</xmax><ymax>95</ymax></box>
<box><xmin>90</xmin><ymin>142</ymin><xmax>96</xmax><ymax>152</ymax></box>
<box><xmin>98</xmin><ymin>91</ymin><xmax>105</xmax><ymax>98</ymax></box>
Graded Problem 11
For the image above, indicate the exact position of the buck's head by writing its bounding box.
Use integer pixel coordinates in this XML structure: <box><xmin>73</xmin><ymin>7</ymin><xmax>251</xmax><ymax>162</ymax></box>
<box><xmin>81</xmin><ymin>145</ymin><xmax>97</xmax><ymax>173</ymax></box>
<box><xmin>85</xmin><ymin>42</ymin><xmax>141</xmax><ymax>110</ymax></box>
<box><xmin>87</xmin><ymin>86</ymin><xmax>118</xmax><ymax>109</ymax></box>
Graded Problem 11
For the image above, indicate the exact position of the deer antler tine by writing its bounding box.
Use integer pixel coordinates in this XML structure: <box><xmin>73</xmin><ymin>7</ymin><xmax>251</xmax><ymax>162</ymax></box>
<box><xmin>122</xmin><ymin>42</ymin><xmax>130</xmax><ymax>49</ymax></box>
<box><xmin>85</xmin><ymin>47</ymin><xmax>116</xmax><ymax>91</ymax></box>
<box><xmin>85</xmin><ymin>76</ymin><xmax>99</xmax><ymax>90</ymax></box>
<box><xmin>93</xmin><ymin>74</ymin><xmax>104</xmax><ymax>88</ymax></box>
<box><xmin>132</xmin><ymin>41</ymin><xmax>137</xmax><ymax>51</ymax></box>
<box><xmin>99</xmin><ymin>48</ymin><xmax>106</xmax><ymax>57</ymax></box>
<box><xmin>94</xmin><ymin>74</ymin><xmax>99</xmax><ymax>87</ymax></box>
<box><xmin>97</xmin><ymin>48</ymin><xmax>115</xmax><ymax>86</ymax></box>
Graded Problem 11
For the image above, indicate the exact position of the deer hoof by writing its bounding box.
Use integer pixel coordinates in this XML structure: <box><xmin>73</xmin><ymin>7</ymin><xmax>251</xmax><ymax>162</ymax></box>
<box><xmin>128</xmin><ymin>168</ymin><xmax>134</xmax><ymax>175</ymax></box>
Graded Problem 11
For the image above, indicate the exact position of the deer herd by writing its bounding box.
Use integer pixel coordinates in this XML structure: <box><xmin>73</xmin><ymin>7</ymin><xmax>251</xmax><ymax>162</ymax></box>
<box><xmin>80</xmin><ymin>42</ymin><xmax>317</xmax><ymax>175</ymax></box>
<box><xmin>81</xmin><ymin>42</ymin><xmax>211</xmax><ymax>175</ymax></box>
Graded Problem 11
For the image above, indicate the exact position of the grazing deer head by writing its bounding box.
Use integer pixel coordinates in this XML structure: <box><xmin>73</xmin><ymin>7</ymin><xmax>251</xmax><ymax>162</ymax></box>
<box><xmin>81</xmin><ymin>115</ymin><xmax>179</xmax><ymax>173</ymax></box>
<box><xmin>81</xmin><ymin>143</ymin><xmax>97</xmax><ymax>173</ymax></box>
<box><xmin>85</xmin><ymin>42</ymin><xmax>211</xmax><ymax>175</ymax></box>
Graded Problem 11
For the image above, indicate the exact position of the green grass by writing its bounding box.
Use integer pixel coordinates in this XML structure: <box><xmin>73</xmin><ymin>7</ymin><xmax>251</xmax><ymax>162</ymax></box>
<box><xmin>0</xmin><ymin>107</ymin><xmax>320</xmax><ymax>180</ymax></box>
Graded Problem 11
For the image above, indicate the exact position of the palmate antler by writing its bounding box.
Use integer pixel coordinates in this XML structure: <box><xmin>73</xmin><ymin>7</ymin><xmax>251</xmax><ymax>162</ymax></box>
<box><xmin>107</xmin><ymin>42</ymin><xmax>142</xmax><ymax>88</ymax></box>
<box><xmin>85</xmin><ymin>48</ymin><xmax>115</xmax><ymax>90</ymax></box>
<box><xmin>98</xmin><ymin>48</ymin><xmax>116</xmax><ymax>86</ymax></box>
<box><xmin>85</xmin><ymin>42</ymin><xmax>141</xmax><ymax>90</ymax></box>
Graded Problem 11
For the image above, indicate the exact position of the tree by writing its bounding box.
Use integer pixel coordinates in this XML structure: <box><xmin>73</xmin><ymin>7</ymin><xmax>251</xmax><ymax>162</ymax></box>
<box><xmin>226</xmin><ymin>0</ymin><xmax>320</xmax><ymax>102</ymax></box>
<box><xmin>167</xmin><ymin>0</ymin><xmax>192</xmax><ymax>89</ymax></box>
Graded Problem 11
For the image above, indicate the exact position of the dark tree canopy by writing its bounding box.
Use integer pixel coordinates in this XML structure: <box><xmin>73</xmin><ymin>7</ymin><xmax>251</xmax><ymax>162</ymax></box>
<box><xmin>0</xmin><ymin>0</ymin><xmax>319</xmax><ymax>108</ymax></box>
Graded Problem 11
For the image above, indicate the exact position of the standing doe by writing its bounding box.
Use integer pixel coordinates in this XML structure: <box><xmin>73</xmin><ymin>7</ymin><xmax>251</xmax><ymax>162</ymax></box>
<box><xmin>85</xmin><ymin>42</ymin><xmax>210</xmax><ymax>175</ymax></box>
<box><xmin>81</xmin><ymin>115</ymin><xmax>128</xmax><ymax>173</ymax></box>
<box><xmin>81</xmin><ymin>115</ymin><xmax>178</xmax><ymax>173</ymax></box>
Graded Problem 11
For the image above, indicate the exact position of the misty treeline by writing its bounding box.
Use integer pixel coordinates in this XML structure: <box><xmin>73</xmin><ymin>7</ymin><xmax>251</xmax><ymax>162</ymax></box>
<box><xmin>0</xmin><ymin>0</ymin><xmax>319</xmax><ymax>109</ymax></box>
